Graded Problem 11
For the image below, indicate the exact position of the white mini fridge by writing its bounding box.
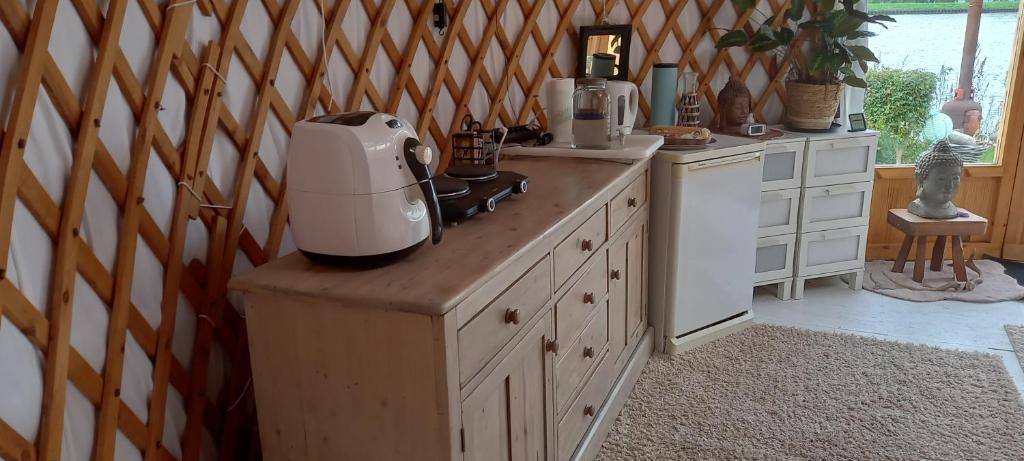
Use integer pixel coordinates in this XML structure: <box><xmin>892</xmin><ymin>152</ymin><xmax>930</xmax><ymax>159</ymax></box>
<box><xmin>649</xmin><ymin>135</ymin><xmax>765</xmax><ymax>353</ymax></box>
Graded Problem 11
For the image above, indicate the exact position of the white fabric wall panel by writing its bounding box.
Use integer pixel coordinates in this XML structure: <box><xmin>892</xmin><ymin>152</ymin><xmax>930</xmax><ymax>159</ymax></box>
<box><xmin>0</xmin><ymin>1</ymin><xmax>799</xmax><ymax>459</ymax></box>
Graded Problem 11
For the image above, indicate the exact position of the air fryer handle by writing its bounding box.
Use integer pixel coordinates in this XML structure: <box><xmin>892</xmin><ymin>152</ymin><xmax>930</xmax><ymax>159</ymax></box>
<box><xmin>419</xmin><ymin>179</ymin><xmax>443</xmax><ymax>244</ymax></box>
<box><xmin>404</xmin><ymin>138</ymin><xmax>443</xmax><ymax>244</ymax></box>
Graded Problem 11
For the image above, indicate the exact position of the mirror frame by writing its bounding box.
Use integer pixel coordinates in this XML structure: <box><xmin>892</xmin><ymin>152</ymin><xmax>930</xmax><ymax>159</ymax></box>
<box><xmin>577</xmin><ymin>24</ymin><xmax>632</xmax><ymax>81</ymax></box>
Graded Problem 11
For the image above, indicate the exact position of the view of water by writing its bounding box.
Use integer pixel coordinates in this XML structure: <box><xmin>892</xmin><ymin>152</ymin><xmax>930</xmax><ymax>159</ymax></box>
<box><xmin>867</xmin><ymin>11</ymin><xmax>1020</xmax><ymax>136</ymax></box>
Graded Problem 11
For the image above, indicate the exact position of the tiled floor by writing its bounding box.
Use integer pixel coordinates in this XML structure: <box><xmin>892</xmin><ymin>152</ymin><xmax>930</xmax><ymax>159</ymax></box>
<box><xmin>752</xmin><ymin>276</ymin><xmax>1024</xmax><ymax>397</ymax></box>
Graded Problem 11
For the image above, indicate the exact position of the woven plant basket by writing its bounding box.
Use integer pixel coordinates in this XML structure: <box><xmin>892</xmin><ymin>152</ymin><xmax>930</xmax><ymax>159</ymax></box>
<box><xmin>786</xmin><ymin>81</ymin><xmax>843</xmax><ymax>129</ymax></box>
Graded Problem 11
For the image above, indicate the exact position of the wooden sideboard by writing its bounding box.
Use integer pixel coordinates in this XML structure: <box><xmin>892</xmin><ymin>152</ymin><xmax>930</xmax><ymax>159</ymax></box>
<box><xmin>230</xmin><ymin>157</ymin><xmax>652</xmax><ymax>461</ymax></box>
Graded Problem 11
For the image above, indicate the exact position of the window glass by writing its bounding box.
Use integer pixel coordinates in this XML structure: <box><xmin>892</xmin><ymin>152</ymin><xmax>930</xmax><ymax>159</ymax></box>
<box><xmin>866</xmin><ymin>1</ymin><xmax>1020</xmax><ymax>165</ymax></box>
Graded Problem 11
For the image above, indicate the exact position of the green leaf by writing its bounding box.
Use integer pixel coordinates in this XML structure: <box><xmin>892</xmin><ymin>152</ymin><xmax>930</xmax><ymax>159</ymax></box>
<box><xmin>826</xmin><ymin>51</ymin><xmax>848</xmax><ymax>69</ymax></box>
<box><xmin>866</xmin><ymin>14</ymin><xmax>895</xmax><ymax>29</ymax></box>
<box><xmin>816</xmin><ymin>0</ymin><xmax>835</xmax><ymax>12</ymax></box>
<box><xmin>798</xmin><ymin>20</ymin><xmax>825</xmax><ymax>31</ymax></box>
<box><xmin>715</xmin><ymin>30</ymin><xmax>750</xmax><ymax>49</ymax></box>
<box><xmin>773</xmin><ymin>27</ymin><xmax>795</xmax><ymax>46</ymax></box>
<box><xmin>833</xmin><ymin>14</ymin><xmax>865</xmax><ymax>36</ymax></box>
<box><xmin>847</xmin><ymin>45</ymin><xmax>879</xmax><ymax>63</ymax></box>
<box><xmin>746</xmin><ymin>32</ymin><xmax>779</xmax><ymax>52</ymax></box>
<box><xmin>859</xmin><ymin>60</ymin><xmax>869</xmax><ymax>72</ymax></box>
<box><xmin>787</xmin><ymin>0</ymin><xmax>805</xmax><ymax>20</ymax></box>
<box><xmin>847</xmin><ymin>30</ymin><xmax>876</xmax><ymax>40</ymax></box>
<box><xmin>844</xmin><ymin>75</ymin><xmax>868</xmax><ymax>88</ymax></box>
<box><xmin>808</xmin><ymin>52</ymin><xmax>826</xmax><ymax>75</ymax></box>
<box><xmin>730</xmin><ymin>0</ymin><xmax>756</xmax><ymax>10</ymax></box>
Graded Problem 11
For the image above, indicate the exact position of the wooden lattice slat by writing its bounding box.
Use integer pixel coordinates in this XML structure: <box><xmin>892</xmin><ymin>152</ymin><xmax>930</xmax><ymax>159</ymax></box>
<box><xmin>0</xmin><ymin>1</ymin><xmax>807</xmax><ymax>459</ymax></box>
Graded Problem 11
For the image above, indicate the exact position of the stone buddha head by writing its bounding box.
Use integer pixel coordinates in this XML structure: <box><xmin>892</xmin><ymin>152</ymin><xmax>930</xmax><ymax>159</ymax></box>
<box><xmin>717</xmin><ymin>77</ymin><xmax>752</xmax><ymax>131</ymax></box>
<box><xmin>908</xmin><ymin>140</ymin><xmax>963</xmax><ymax>219</ymax></box>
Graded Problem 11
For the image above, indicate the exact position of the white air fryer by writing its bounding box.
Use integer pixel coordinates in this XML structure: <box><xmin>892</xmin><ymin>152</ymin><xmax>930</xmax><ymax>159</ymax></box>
<box><xmin>286</xmin><ymin>111</ymin><xmax>443</xmax><ymax>266</ymax></box>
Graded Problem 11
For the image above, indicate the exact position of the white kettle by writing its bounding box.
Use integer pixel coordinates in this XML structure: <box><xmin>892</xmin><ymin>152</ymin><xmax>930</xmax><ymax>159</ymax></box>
<box><xmin>606</xmin><ymin>80</ymin><xmax>639</xmax><ymax>133</ymax></box>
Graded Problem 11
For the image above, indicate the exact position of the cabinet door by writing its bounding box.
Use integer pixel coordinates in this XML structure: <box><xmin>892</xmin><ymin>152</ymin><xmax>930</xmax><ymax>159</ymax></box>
<box><xmin>607</xmin><ymin>236</ymin><xmax>628</xmax><ymax>363</ymax></box>
<box><xmin>626</xmin><ymin>223</ymin><xmax>646</xmax><ymax>343</ymax></box>
<box><xmin>462</xmin><ymin>312</ymin><xmax>555</xmax><ymax>461</ymax></box>
<box><xmin>607</xmin><ymin>220</ymin><xmax>647</xmax><ymax>365</ymax></box>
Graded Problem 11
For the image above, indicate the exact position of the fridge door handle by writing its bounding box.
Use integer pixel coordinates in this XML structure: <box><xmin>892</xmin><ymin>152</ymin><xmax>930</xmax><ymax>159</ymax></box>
<box><xmin>686</xmin><ymin>152</ymin><xmax>762</xmax><ymax>171</ymax></box>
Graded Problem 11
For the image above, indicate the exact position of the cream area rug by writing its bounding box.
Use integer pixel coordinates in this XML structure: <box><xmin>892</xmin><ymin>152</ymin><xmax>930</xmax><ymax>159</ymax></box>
<box><xmin>597</xmin><ymin>325</ymin><xmax>1024</xmax><ymax>460</ymax></box>
<box><xmin>1008</xmin><ymin>325</ymin><xmax>1024</xmax><ymax>371</ymax></box>
<box><xmin>863</xmin><ymin>259</ymin><xmax>1024</xmax><ymax>302</ymax></box>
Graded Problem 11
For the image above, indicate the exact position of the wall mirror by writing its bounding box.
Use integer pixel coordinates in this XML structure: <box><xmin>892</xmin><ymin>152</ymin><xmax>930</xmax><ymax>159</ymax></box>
<box><xmin>577</xmin><ymin>24</ymin><xmax>632</xmax><ymax>80</ymax></box>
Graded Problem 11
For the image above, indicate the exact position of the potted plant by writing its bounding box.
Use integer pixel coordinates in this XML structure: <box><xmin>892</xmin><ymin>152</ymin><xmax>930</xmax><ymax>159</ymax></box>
<box><xmin>715</xmin><ymin>0</ymin><xmax>894</xmax><ymax>129</ymax></box>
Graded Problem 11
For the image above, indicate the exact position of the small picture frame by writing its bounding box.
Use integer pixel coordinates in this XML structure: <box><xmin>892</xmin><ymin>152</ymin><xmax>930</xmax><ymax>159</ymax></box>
<box><xmin>848</xmin><ymin>113</ymin><xmax>867</xmax><ymax>132</ymax></box>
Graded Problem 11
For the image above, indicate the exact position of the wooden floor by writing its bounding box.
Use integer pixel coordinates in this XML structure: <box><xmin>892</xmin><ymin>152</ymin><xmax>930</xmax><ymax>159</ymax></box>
<box><xmin>753</xmin><ymin>277</ymin><xmax>1024</xmax><ymax>397</ymax></box>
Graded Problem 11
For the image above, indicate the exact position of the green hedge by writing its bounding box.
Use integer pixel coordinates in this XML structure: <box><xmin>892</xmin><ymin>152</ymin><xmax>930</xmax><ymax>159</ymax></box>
<box><xmin>865</xmin><ymin>68</ymin><xmax>938</xmax><ymax>164</ymax></box>
<box><xmin>869</xmin><ymin>1</ymin><xmax>1019</xmax><ymax>13</ymax></box>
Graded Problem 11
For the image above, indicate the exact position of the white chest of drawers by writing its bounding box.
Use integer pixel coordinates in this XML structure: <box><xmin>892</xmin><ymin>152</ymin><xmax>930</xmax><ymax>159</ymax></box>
<box><xmin>753</xmin><ymin>129</ymin><xmax>878</xmax><ymax>299</ymax></box>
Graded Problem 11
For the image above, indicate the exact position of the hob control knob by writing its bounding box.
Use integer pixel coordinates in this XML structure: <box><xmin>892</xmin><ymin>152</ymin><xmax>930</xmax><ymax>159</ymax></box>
<box><xmin>414</xmin><ymin>145</ymin><xmax>433</xmax><ymax>165</ymax></box>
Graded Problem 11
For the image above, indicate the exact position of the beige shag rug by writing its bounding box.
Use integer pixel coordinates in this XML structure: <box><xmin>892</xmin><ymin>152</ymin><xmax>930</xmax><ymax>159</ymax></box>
<box><xmin>863</xmin><ymin>259</ymin><xmax>1024</xmax><ymax>302</ymax></box>
<box><xmin>598</xmin><ymin>325</ymin><xmax>1024</xmax><ymax>460</ymax></box>
<box><xmin>1008</xmin><ymin>325</ymin><xmax>1024</xmax><ymax>371</ymax></box>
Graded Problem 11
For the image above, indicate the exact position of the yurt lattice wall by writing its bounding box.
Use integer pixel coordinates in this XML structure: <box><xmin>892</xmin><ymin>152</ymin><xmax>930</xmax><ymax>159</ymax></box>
<box><xmin>0</xmin><ymin>0</ymin><xmax>805</xmax><ymax>460</ymax></box>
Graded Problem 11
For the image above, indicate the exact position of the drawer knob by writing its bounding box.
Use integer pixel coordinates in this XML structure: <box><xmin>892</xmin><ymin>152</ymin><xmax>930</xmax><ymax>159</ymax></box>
<box><xmin>582</xmin><ymin>292</ymin><xmax>595</xmax><ymax>304</ymax></box>
<box><xmin>583</xmin><ymin>405</ymin><xmax>595</xmax><ymax>417</ymax></box>
<box><xmin>545</xmin><ymin>339</ymin><xmax>559</xmax><ymax>354</ymax></box>
<box><xmin>581</xmin><ymin>239</ymin><xmax>593</xmax><ymax>251</ymax></box>
<box><xmin>610</xmin><ymin>269</ymin><xmax>621</xmax><ymax>280</ymax></box>
<box><xmin>627</xmin><ymin>197</ymin><xmax>637</xmax><ymax>207</ymax></box>
<box><xmin>504</xmin><ymin>308</ymin><xmax>520</xmax><ymax>325</ymax></box>
<box><xmin>583</xmin><ymin>346</ymin><xmax>595</xmax><ymax>358</ymax></box>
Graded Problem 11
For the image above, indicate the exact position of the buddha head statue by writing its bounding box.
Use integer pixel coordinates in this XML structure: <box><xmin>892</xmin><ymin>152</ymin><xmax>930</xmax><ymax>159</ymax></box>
<box><xmin>908</xmin><ymin>140</ymin><xmax>963</xmax><ymax>219</ymax></box>
<box><xmin>717</xmin><ymin>77</ymin><xmax>751</xmax><ymax>131</ymax></box>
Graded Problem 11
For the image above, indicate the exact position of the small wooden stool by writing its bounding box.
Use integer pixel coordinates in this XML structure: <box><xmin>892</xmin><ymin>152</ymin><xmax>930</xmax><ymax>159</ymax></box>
<box><xmin>887</xmin><ymin>209</ymin><xmax>988</xmax><ymax>283</ymax></box>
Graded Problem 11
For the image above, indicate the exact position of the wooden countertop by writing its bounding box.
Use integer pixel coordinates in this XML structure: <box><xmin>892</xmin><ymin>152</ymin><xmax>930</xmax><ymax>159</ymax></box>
<box><xmin>229</xmin><ymin>157</ymin><xmax>647</xmax><ymax>316</ymax></box>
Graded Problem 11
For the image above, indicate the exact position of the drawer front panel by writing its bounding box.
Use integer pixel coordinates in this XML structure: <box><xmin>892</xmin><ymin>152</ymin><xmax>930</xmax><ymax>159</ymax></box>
<box><xmin>609</xmin><ymin>172</ymin><xmax>647</xmax><ymax>236</ymax></box>
<box><xmin>758</xmin><ymin>189</ymin><xmax>801</xmax><ymax>237</ymax></box>
<box><xmin>554</xmin><ymin>206</ymin><xmax>608</xmax><ymax>288</ymax></box>
<box><xmin>555</xmin><ymin>301</ymin><xmax>609</xmax><ymax>413</ymax></box>
<box><xmin>800</xmin><ymin>183</ymin><xmax>872</xmax><ymax>233</ymax></box>
<box><xmin>805</xmin><ymin>137</ymin><xmax>877</xmax><ymax>187</ymax></box>
<box><xmin>458</xmin><ymin>255</ymin><xmax>553</xmax><ymax>385</ymax></box>
<box><xmin>754</xmin><ymin>234</ymin><xmax>797</xmax><ymax>283</ymax></box>
<box><xmin>556</xmin><ymin>251</ymin><xmax>608</xmax><ymax>344</ymax></box>
<box><xmin>797</xmin><ymin>226</ymin><xmax>868</xmax><ymax>276</ymax></box>
<box><xmin>557</xmin><ymin>351</ymin><xmax>617</xmax><ymax>461</ymax></box>
<box><xmin>761</xmin><ymin>140</ymin><xmax>805</xmax><ymax>191</ymax></box>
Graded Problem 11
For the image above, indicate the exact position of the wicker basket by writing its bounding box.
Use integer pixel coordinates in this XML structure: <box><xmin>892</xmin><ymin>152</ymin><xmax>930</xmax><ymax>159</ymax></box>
<box><xmin>786</xmin><ymin>81</ymin><xmax>842</xmax><ymax>130</ymax></box>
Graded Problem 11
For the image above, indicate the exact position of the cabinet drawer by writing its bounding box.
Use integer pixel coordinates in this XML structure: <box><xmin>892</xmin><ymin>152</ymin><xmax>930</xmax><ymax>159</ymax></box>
<box><xmin>555</xmin><ymin>301</ymin><xmax>608</xmax><ymax>413</ymax></box>
<box><xmin>762</xmin><ymin>140</ymin><xmax>805</xmax><ymax>191</ymax></box>
<box><xmin>608</xmin><ymin>172</ymin><xmax>647</xmax><ymax>236</ymax></box>
<box><xmin>800</xmin><ymin>182</ymin><xmax>872</xmax><ymax>233</ymax></box>
<box><xmin>556</xmin><ymin>251</ymin><xmax>608</xmax><ymax>345</ymax></box>
<box><xmin>797</xmin><ymin>226</ymin><xmax>868</xmax><ymax>277</ymax></box>
<box><xmin>458</xmin><ymin>255</ymin><xmax>553</xmax><ymax>385</ymax></box>
<box><xmin>557</xmin><ymin>354</ymin><xmax>613</xmax><ymax>461</ymax></box>
<box><xmin>804</xmin><ymin>136</ymin><xmax>877</xmax><ymax>187</ymax></box>
<box><xmin>758</xmin><ymin>189</ymin><xmax>801</xmax><ymax>237</ymax></box>
<box><xmin>554</xmin><ymin>206</ymin><xmax>608</xmax><ymax>288</ymax></box>
<box><xmin>754</xmin><ymin>234</ymin><xmax>796</xmax><ymax>283</ymax></box>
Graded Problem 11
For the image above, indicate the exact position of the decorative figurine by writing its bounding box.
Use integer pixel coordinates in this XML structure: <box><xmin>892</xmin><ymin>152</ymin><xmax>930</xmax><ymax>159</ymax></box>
<box><xmin>908</xmin><ymin>140</ymin><xmax>963</xmax><ymax>219</ymax></box>
<box><xmin>716</xmin><ymin>77</ymin><xmax>752</xmax><ymax>133</ymax></box>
